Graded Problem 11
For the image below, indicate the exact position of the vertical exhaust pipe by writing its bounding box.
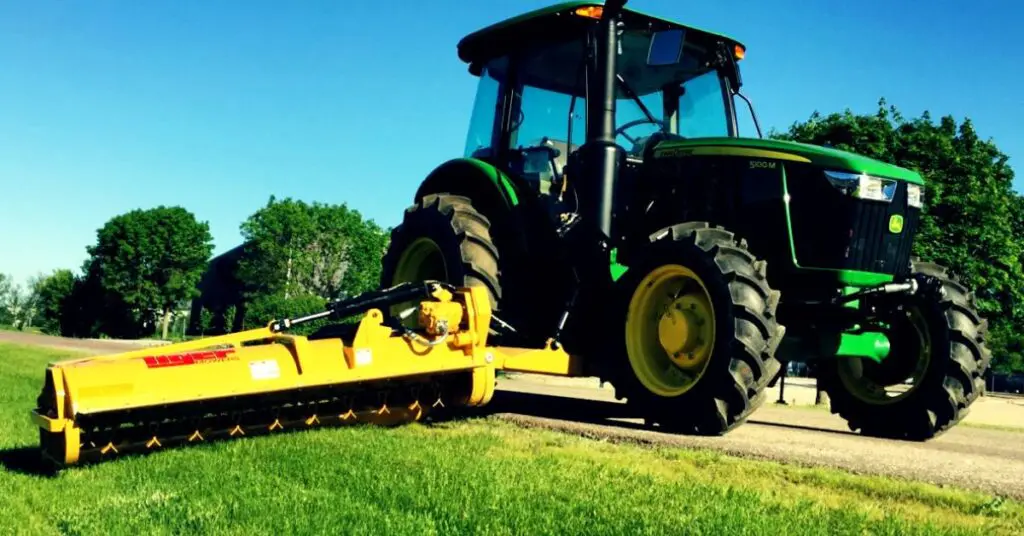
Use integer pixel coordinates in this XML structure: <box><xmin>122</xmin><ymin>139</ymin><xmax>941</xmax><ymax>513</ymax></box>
<box><xmin>578</xmin><ymin>0</ymin><xmax>627</xmax><ymax>247</ymax></box>
<box><xmin>587</xmin><ymin>0</ymin><xmax>625</xmax><ymax>146</ymax></box>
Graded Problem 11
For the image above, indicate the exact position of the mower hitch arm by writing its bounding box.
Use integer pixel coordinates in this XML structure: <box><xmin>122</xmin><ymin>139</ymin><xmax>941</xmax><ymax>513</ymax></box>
<box><xmin>269</xmin><ymin>281</ymin><xmax>449</xmax><ymax>332</ymax></box>
<box><xmin>829</xmin><ymin>280</ymin><xmax>919</xmax><ymax>305</ymax></box>
<box><xmin>808</xmin><ymin>273</ymin><xmax>945</xmax><ymax>308</ymax></box>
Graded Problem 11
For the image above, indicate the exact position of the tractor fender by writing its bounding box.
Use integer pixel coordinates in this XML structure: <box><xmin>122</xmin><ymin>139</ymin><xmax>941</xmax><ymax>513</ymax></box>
<box><xmin>415</xmin><ymin>158</ymin><xmax>519</xmax><ymax>210</ymax></box>
<box><xmin>414</xmin><ymin>158</ymin><xmax>526</xmax><ymax>253</ymax></box>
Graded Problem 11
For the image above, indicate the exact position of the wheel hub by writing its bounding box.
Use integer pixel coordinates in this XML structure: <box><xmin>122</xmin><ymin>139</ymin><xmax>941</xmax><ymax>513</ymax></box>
<box><xmin>625</xmin><ymin>264</ymin><xmax>717</xmax><ymax>397</ymax></box>
<box><xmin>837</xmin><ymin>305</ymin><xmax>931</xmax><ymax>405</ymax></box>
<box><xmin>657</xmin><ymin>295</ymin><xmax>712</xmax><ymax>370</ymax></box>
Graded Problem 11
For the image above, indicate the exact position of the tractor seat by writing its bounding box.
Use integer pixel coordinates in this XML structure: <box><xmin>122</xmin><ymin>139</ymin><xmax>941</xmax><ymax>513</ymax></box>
<box><xmin>543</xmin><ymin>138</ymin><xmax>577</xmax><ymax>178</ymax></box>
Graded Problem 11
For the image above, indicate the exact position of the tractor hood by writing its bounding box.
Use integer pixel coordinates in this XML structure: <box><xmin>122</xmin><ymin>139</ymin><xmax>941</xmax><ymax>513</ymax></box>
<box><xmin>652</xmin><ymin>137</ymin><xmax>924</xmax><ymax>185</ymax></box>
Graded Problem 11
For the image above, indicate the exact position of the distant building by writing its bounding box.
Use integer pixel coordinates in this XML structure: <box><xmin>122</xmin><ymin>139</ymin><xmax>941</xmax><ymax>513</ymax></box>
<box><xmin>991</xmin><ymin>372</ymin><xmax>1024</xmax><ymax>394</ymax></box>
<box><xmin>187</xmin><ymin>243</ymin><xmax>247</xmax><ymax>335</ymax></box>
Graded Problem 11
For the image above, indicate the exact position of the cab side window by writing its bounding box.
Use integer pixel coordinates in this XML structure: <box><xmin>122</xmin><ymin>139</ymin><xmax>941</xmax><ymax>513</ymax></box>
<box><xmin>463</xmin><ymin>58</ymin><xmax>508</xmax><ymax>159</ymax></box>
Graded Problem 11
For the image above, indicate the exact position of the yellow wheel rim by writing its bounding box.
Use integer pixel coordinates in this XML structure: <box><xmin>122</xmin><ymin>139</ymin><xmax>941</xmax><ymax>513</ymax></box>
<box><xmin>391</xmin><ymin>237</ymin><xmax>447</xmax><ymax>285</ymax></box>
<box><xmin>390</xmin><ymin>238</ymin><xmax>447</xmax><ymax>325</ymax></box>
<box><xmin>625</xmin><ymin>264</ymin><xmax>716</xmax><ymax>397</ymax></box>
<box><xmin>837</xmin><ymin>305</ymin><xmax>931</xmax><ymax>405</ymax></box>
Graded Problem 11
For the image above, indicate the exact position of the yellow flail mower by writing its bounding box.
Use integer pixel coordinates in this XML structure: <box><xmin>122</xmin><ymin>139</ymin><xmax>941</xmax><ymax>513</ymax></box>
<box><xmin>31</xmin><ymin>282</ymin><xmax>579</xmax><ymax>468</ymax></box>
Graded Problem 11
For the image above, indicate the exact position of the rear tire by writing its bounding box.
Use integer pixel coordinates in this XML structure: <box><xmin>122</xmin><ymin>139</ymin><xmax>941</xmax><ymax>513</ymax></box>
<box><xmin>817</xmin><ymin>259</ymin><xmax>991</xmax><ymax>440</ymax></box>
<box><xmin>609</xmin><ymin>222</ymin><xmax>785</xmax><ymax>435</ymax></box>
<box><xmin>380</xmin><ymin>194</ymin><xmax>502</xmax><ymax>318</ymax></box>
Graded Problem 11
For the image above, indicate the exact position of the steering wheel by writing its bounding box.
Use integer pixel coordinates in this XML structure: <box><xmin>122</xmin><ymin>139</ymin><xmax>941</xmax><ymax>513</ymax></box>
<box><xmin>614</xmin><ymin>118</ymin><xmax>667</xmax><ymax>145</ymax></box>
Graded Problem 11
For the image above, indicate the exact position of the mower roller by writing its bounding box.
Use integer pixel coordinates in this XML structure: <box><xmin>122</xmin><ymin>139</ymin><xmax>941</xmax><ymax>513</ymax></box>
<box><xmin>33</xmin><ymin>0</ymin><xmax>992</xmax><ymax>466</ymax></box>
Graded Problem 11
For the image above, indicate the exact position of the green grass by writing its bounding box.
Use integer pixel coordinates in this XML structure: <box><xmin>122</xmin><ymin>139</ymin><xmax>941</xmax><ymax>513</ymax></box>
<box><xmin>1</xmin><ymin>325</ymin><xmax>43</xmax><ymax>335</ymax></box>
<box><xmin>2</xmin><ymin>343</ymin><xmax>1023</xmax><ymax>535</ymax></box>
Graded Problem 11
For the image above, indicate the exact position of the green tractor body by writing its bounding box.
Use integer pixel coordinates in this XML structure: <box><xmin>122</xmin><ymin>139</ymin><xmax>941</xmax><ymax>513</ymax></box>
<box><xmin>381</xmin><ymin>1</ymin><xmax>990</xmax><ymax>440</ymax></box>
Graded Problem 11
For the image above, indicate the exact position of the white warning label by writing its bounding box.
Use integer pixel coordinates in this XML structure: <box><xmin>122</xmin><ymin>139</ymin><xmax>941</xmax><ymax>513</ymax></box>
<box><xmin>249</xmin><ymin>359</ymin><xmax>280</xmax><ymax>381</ymax></box>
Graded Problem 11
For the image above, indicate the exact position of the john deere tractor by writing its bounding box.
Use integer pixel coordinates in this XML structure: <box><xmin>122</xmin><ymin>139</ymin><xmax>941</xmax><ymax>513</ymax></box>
<box><xmin>380</xmin><ymin>0</ymin><xmax>991</xmax><ymax>439</ymax></box>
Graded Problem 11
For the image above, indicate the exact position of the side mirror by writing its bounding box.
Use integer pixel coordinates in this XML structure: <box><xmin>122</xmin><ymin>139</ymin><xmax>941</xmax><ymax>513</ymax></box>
<box><xmin>647</xmin><ymin>29</ymin><xmax>685</xmax><ymax>66</ymax></box>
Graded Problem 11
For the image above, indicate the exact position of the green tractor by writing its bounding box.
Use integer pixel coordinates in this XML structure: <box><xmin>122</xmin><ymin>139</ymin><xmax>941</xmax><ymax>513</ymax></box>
<box><xmin>380</xmin><ymin>0</ymin><xmax>990</xmax><ymax>439</ymax></box>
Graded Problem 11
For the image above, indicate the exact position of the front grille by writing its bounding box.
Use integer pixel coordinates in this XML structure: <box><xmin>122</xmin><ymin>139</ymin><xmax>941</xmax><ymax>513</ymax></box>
<box><xmin>787</xmin><ymin>164</ymin><xmax>920</xmax><ymax>276</ymax></box>
<box><xmin>847</xmin><ymin>182</ymin><xmax>919</xmax><ymax>274</ymax></box>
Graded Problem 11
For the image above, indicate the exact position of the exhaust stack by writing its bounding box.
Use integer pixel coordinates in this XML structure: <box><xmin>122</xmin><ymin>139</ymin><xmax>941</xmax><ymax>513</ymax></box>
<box><xmin>577</xmin><ymin>0</ymin><xmax>627</xmax><ymax>247</ymax></box>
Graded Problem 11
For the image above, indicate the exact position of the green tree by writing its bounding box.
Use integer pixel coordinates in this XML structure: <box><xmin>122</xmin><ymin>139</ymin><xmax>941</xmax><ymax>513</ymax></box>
<box><xmin>994</xmin><ymin>194</ymin><xmax>1024</xmax><ymax>373</ymax></box>
<box><xmin>308</xmin><ymin>203</ymin><xmax>389</xmax><ymax>300</ymax></box>
<box><xmin>775</xmin><ymin>100</ymin><xmax>1024</xmax><ymax>374</ymax></box>
<box><xmin>237</xmin><ymin>196</ymin><xmax>388</xmax><ymax>303</ymax></box>
<box><xmin>199</xmin><ymin>307</ymin><xmax>214</xmax><ymax>335</ymax></box>
<box><xmin>223</xmin><ymin>304</ymin><xmax>238</xmax><ymax>332</ymax></box>
<box><xmin>237</xmin><ymin>196</ymin><xmax>317</xmax><ymax>299</ymax></box>
<box><xmin>0</xmin><ymin>275</ymin><xmax>36</xmax><ymax>329</ymax></box>
<box><xmin>29</xmin><ymin>269</ymin><xmax>76</xmax><ymax>334</ymax></box>
<box><xmin>240</xmin><ymin>291</ymin><xmax>327</xmax><ymax>336</ymax></box>
<box><xmin>0</xmin><ymin>274</ymin><xmax>21</xmax><ymax>326</ymax></box>
<box><xmin>85</xmin><ymin>206</ymin><xmax>214</xmax><ymax>340</ymax></box>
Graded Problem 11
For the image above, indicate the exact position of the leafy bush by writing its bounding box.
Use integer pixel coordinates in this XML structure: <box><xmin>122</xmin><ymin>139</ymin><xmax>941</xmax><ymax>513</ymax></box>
<box><xmin>241</xmin><ymin>292</ymin><xmax>329</xmax><ymax>336</ymax></box>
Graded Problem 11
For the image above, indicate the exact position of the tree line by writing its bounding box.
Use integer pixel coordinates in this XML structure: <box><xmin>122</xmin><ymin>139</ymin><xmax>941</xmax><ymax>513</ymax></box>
<box><xmin>4</xmin><ymin>197</ymin><xmax>388</xmax><ymax>341</ymax></box>
<box><xmin>2</xmin><ymin>100</ymin><xmax>1022</xmax><ymax>374</ymax></box>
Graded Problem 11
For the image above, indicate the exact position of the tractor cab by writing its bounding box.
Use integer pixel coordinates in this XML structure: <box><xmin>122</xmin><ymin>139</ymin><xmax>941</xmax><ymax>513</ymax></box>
<box><xmin>458</xmin><ymin>2</ymin><xmax>749</xmax><ymax>195</ymax></box>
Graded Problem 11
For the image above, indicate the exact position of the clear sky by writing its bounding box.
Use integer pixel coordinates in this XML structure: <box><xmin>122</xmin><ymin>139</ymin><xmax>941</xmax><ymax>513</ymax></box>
<box><xmin>1</xmin><ymin>0</ymin><xmax>1020</xmax><ymax>287</ymax></box>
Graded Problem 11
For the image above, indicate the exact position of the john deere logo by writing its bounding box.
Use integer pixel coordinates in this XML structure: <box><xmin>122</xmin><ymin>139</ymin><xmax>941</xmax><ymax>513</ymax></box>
<box><xmin>889</xmin><ymin>214</ymin><xmax>904</xmax><ymax>233</ymax></box>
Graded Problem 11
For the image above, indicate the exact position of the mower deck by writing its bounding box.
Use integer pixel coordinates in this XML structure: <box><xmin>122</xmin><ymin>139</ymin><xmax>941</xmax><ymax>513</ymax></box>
<box><xmin>32</xmin><ymin>283</ymin><xmax>579</xmax><ymax>467</ymax></box>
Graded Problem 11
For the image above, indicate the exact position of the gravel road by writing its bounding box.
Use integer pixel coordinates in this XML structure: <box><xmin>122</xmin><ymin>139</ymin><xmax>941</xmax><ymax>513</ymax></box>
<box><xmin>490</xmin><ymin>375</ymin><xmax>1024</xmax><ymax>500</ymax></box>
<box><xmin>4</xmin><ymin>330</ymin><xmax>1023</xmax><ymax>499</ymax></box>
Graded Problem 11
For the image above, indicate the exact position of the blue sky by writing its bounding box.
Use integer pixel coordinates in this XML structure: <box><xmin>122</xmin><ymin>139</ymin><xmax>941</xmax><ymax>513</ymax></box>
<box><xmin>1</xmin><ymin>0</ymin><xmax>1020</xmax><ymax>287</ymax></box>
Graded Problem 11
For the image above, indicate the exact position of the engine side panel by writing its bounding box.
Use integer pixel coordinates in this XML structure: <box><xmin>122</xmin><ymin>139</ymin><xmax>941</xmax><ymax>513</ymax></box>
<box><xmin>625</xmin><ymin>154</ymin><xmax>793</xmax><ymax>271</ymax></box>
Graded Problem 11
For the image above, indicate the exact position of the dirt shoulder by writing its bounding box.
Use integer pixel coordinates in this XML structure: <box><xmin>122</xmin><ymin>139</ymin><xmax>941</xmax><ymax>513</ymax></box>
<box><xmin>0</xmin><ymin>330</ymin><xmax>164</xmax><ymax>355</ymax></box>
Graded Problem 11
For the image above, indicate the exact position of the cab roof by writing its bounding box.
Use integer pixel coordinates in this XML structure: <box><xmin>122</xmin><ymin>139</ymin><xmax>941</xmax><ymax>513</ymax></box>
<box><xmin>456</xmin><ymin>1</ymin><xmax>745</xmax><ymax>66</ymax></box>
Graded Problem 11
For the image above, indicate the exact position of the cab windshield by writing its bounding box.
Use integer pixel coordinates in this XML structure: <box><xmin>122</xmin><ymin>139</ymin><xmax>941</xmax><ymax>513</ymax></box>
<box><xmin>612</xmin><ymin>27</ymin><xmax>731</xmax><ymax>152</ymax></box>
<box><xmin>462</xmin><ymin>26</ymin><xmax>733</xmax><ymax>162</ymax></box>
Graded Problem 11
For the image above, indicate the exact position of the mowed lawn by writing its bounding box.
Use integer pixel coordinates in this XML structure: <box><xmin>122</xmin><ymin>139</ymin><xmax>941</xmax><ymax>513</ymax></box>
<box><xmin>1</xmin><ymin>343</ymin><xmax>1022</xmax><ymax>535</ymax></box>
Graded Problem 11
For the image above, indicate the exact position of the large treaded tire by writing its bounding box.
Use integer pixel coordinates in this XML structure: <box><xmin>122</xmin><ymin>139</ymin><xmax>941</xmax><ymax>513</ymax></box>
<box><xmin>609</xmin><ymin>222</ymin><xmax>785</xmax><ymax>435</ymax></box>
<box><xmin>380</xmin><ymin>194</ymin><xmax>502</xmax><ymax>312</ymax></box>
<box><xmin>818</xmin><ymin>259</ymin><xmax>991</xmax><ymax>440</ymax></box>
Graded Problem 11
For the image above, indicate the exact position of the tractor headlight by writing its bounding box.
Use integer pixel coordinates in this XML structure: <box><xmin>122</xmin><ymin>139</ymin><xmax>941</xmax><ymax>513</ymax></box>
<box><xmin>907</xmin><ymin>183</ymin><xmax>924</xmax><ymax>208</ymax></box>
<box><xmin>824</xmin><ymin>170</ymin><xmax>897</xmax><ymax>203</ymax></box>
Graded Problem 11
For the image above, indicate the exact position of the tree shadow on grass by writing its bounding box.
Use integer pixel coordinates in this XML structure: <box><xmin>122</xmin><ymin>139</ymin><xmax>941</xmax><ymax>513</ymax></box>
<box><xmin>0</xmin><ymin>446</ymin><xmax>58</xmax><ymax>477</ymax></box>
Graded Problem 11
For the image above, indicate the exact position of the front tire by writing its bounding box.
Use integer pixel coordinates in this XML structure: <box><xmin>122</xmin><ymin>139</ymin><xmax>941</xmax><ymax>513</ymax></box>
<box><xmin>610</xmin><ymin>222</ymin><xmax>785</xmax><ymax>435</ymax></box>
<box><xmin>817</xmin><ymin>260</ymin><xmax>991</xmax><ymax>440</ymax></box>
